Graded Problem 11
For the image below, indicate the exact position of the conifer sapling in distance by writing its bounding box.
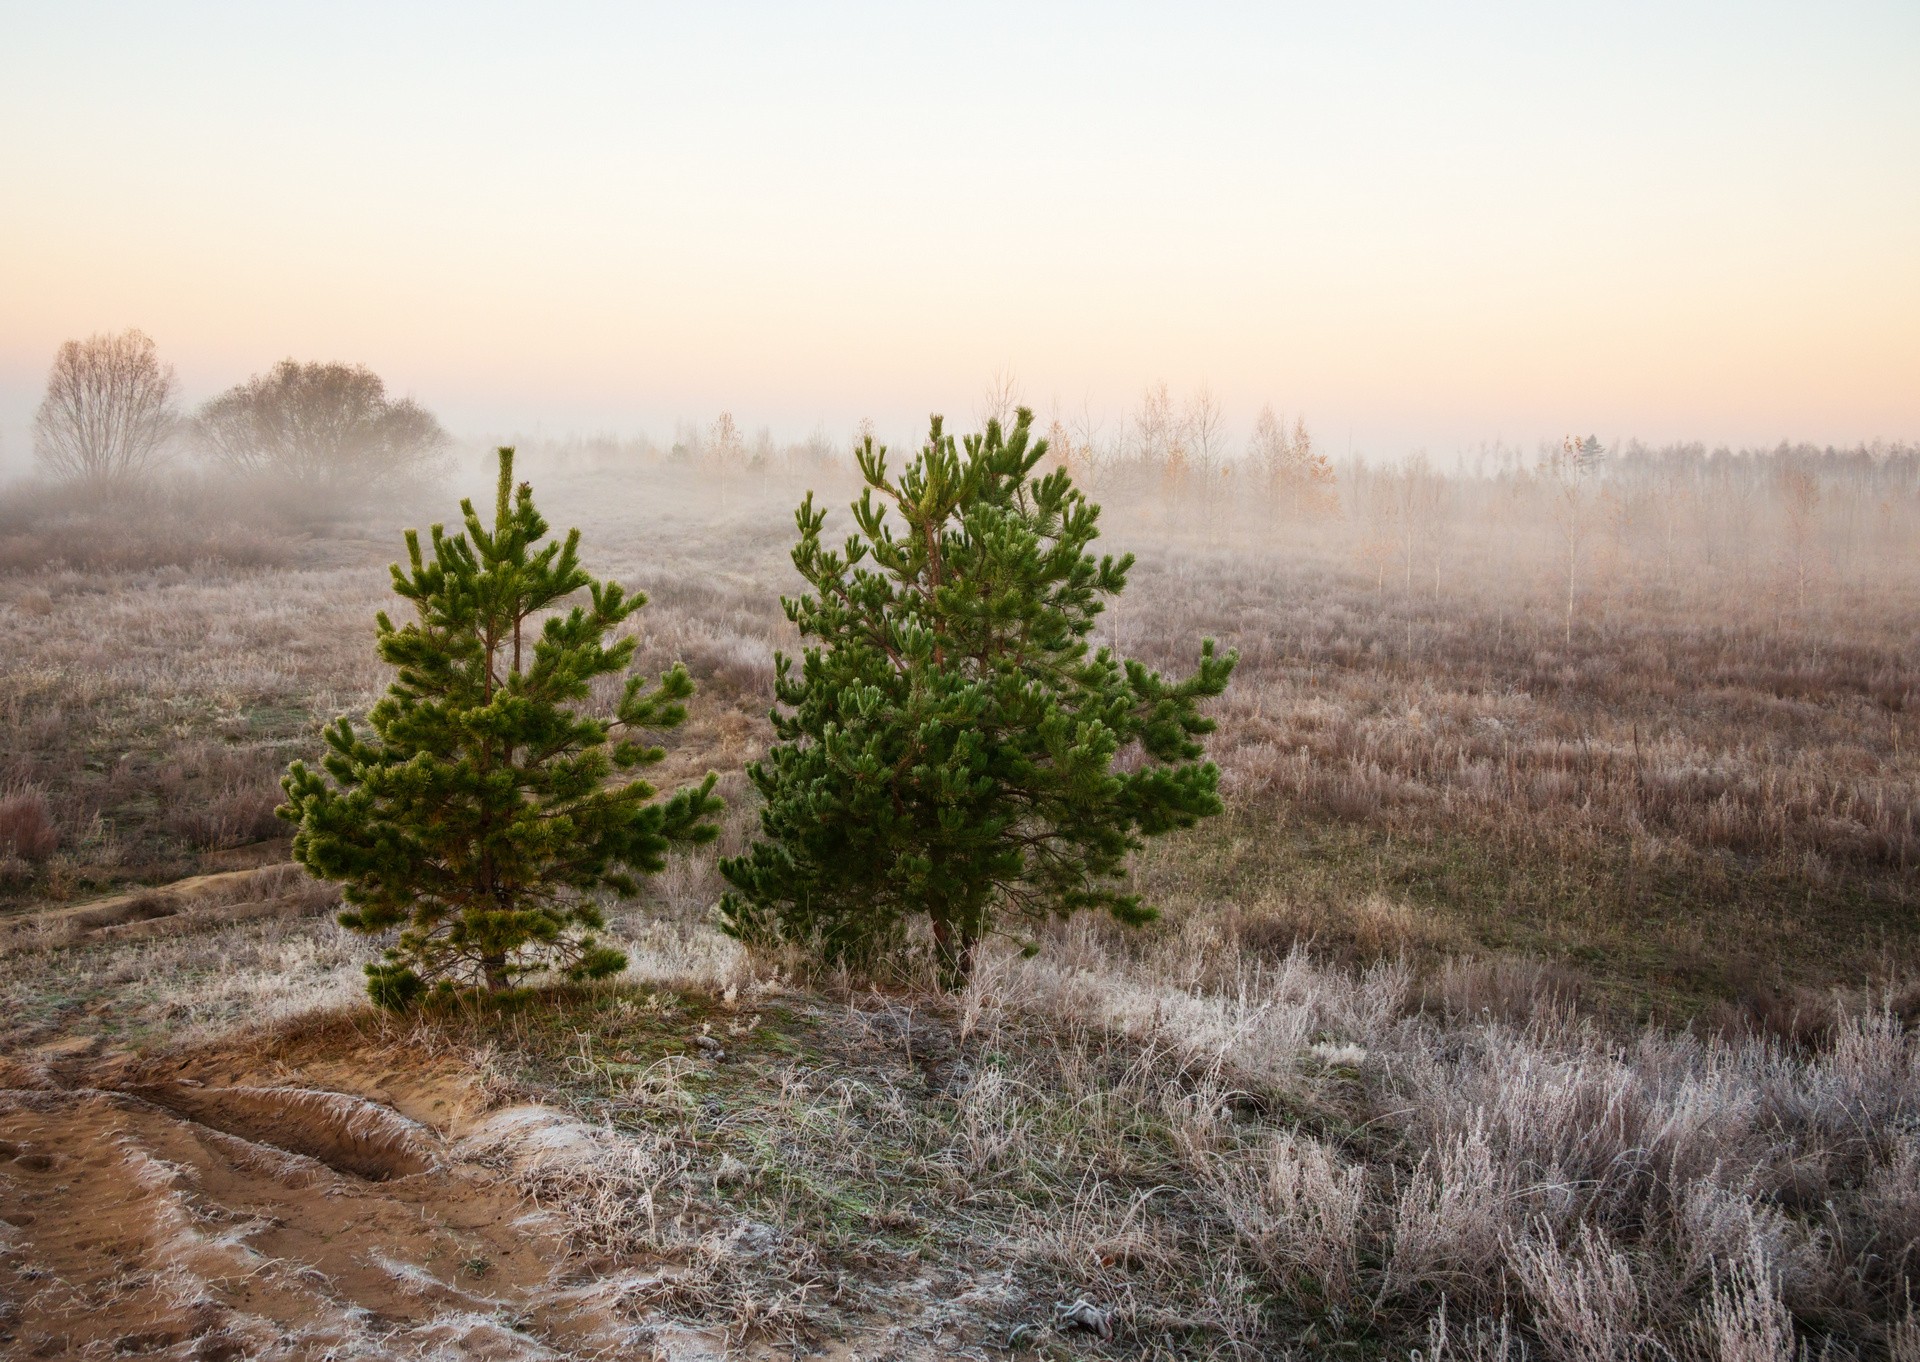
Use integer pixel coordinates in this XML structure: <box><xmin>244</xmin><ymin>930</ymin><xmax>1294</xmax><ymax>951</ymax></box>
<box><xmin>718</xmin><ymin>408</ymin><xmax>1235</xmax><ymax>986</ymax></box>
<box><xmin>280</xmin><ymin>448</ymin><xmax>722</xmax><ymax>1007</ymax></box>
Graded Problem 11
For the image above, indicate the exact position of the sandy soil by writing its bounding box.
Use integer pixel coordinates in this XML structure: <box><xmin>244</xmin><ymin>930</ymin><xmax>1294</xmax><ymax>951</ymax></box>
<box><xmin>0</xmin><ymin>1034</ymin><xmax>665</xmax><ymax>1360</ymax></box>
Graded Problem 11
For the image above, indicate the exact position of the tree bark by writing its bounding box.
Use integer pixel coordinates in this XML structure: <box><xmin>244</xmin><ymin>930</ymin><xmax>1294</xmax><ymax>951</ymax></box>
<box><xmin>931</xmin><ymin>917</ymin><xmax>976</xmax><ymax>990</ymax></box>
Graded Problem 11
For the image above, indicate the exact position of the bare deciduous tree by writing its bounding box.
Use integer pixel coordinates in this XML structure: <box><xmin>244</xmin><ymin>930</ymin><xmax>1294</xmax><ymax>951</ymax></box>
<box><xmin>1342</xmin><ymin>464</ymin><xmax>1399</xmax><ymax>590</ymax></box>
<box><xmin>1068</xmin><ymin>398</ymin><xmax>1108</xmax><ymax>491</ymax></box>
<box><xmin>1251</xmin><ymin>405</ymin><xmax>1337</xmax><ymax>522</ymax></box>
<box><xmin>749</xmin><ymin>425</ymin><xmax>776</xmax><ymax>470</ymax></box>
<box><xmin>1541</xmin><ymin>433</ymin><xmax>1606</xmax><ymax>645</ymax></box>
<box><xmin>976</xmin><ymin>366</ymin><xmax>1023</xmax><ymax>431</ymax></box>
<box><xmin>1652</xmin><ymin>464</ymin><xmax>1697</xmax><ymax>590</ymax></box>
<box><xmin>1038</xmin><ymin>399</ymin><xmax>1108</xmax><ymax>491</ymax></box>
<box><xmin>1291</xmin><ymin>416</ymin><xmax>1336</xmax><ymax>512</ymax></box>
<box><xmin>195</xmin><ymin>360</ymin><xmax>449</xmax><ymax>495</ymax></box>
<box><xmin>1043</xmin><ymin>414</ymin><xmax>1075</xmax><ymax>474</ymax></box>
<box><xmin>1186</xmin><ymin>384</ymin><xmax>1228</xmax><ymax>487</ymax></box>
<box><xmin>1718</xmin><ymin>458</ymin><xmax>1762</xmax><ymax>574</ymax></box>
<box><xmin>1389</xmin><ymin>454</ymin><xmax>1449</xmax><ymax>599</ymax></box>
<box><xmin>1251</xmin><ymin>405</ymin><xmax>1288</xmax><ymax>499</ymax></box>
<box><xmin>1779</xmin><ymin>466</ymin><xmax>1822</xmax><ymax>612</ymax></box>
<box><xmin>795</xmin><ymin>423</ymin><xmax>836</xmax><ymax>470</ymax></box>
<box><xmin>708</xmin><ymin>410</ymin><xmax>746</xmax><ymax>509</ymax></box>
<box><xmin>1134</xmin><ymin>380</ymin><xmax>1181</xmax><ymax>470</ymax></box>
<box><xmin>33</xmin><ymin>329</ymin><xmax>181</xmax><ymax>486</ymax></box>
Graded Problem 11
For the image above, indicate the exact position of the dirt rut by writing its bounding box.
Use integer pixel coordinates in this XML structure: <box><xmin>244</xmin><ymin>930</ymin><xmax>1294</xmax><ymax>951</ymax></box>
<box><xmin>0</xmin><ymin>865</ymin><xmax>324</xmax><ymax>951</ymax></box>
<box><xmin>128</xmin><ymin>1084</ymin><xmax>440</xmax><ymax>1181</ymax></box>
<box><xmin>0</xmin><ymin>1077</ymin><xmax>652</xmax><ymax>1358</ymax></box>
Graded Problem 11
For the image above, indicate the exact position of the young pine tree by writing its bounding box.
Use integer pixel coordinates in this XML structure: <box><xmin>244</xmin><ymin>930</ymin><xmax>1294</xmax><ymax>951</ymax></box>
<box><xmin>718</xmin><ymin>409</ymin><xmax>1235</xmax><ymax>987</ymax></box>
<box><xmin>279</xmin><ymin>448</ymin><xmax>722</xmax><ymax>1008</ymax></box>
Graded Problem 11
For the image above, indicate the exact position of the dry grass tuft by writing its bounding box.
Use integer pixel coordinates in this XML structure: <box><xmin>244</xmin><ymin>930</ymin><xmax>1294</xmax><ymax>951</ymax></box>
<box><xmin>0</xmin><ymin>785</ymin><xmax>59</xmax><ymax>863</ymax></box>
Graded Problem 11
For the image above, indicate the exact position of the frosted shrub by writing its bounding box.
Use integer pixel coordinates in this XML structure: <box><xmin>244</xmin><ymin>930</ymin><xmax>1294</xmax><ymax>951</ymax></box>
<box><xmin>1702</xmin><ymin>1237</ymin><xmax>1797</xmax><ymax>1362</ymax></box>
<box><xmin>1200</xmin><ymin>1128</ymin><xmax>1368</xmax><ymax>1309</ymax></box>
<box><xmin>1383</xmin><ymin>1117</ymin><xmax>1514</xmax><ymax>1304</ymax></box>
<box><xmin>1507</xmin><ymin>1222</ymin><xmax>1652</xmax><ymax>1362</ymax></box>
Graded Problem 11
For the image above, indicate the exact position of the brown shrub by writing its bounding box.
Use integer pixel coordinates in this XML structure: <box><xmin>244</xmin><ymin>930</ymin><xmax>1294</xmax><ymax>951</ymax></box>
<box><xmin>1424</xmin><ymin>955</ymin><xmax>1585</xmax><ymax>1024</ymax></box>
<box><xmin>0</xmin><ymin>788</ymin><xmax>58</xmax><ymax>861</ymax></box>
<box><xmin>1705</xmin><ymin>975</ymin><xmax>1839</xmax><ymax>1050</ymax></box>
<box><xmin>1227</xmin><ymin>892</ymin><xmax>1467</xmax><ymax>968</ymax></box>
<box><xmin>157</xmin><ymin>745</ymin><xmax>288</xmax><ymax>850</ymax></box>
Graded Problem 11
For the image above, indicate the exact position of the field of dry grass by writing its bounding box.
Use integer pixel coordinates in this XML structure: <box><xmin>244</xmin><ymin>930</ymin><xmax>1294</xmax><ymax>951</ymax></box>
<box><xmin>5</xmin><ymin>446</ymin><xmax>1914</xmax><ymax>1013</ymax></box>
<box><xmin>6</xmin><ymin>879</ymin><xmax>1918</xmax><ymax>1357</ymax></box>
<box><xmin>1</xmin><ymin>443</ymin><xmax>1917</xmax><ymax>1358</ymax></box>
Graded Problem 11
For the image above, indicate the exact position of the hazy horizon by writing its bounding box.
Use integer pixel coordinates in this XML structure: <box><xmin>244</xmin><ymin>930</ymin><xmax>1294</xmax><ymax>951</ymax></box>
<box><xmin>4</xmin><ymin>1</ymin><xmax>1917</xmax><ymax>468</ymax></box>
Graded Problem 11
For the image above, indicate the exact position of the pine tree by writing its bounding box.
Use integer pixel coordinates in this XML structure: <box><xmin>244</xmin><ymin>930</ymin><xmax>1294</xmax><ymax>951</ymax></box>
<box><xmin>718</xmin><ymin>409</ymin><xmax>1235</xmax><ymax>987</ymax></box>
<box><xmin>279</xmin><ymin>447</ymin><xmax>723</xmax><ymax>1008</ymax></box>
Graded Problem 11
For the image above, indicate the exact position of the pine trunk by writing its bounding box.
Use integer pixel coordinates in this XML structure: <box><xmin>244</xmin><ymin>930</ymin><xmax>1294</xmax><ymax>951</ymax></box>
<box><xmin>931</xmin><ymin>917</ymin><xmax>976</xmax><ymax>989</ymax></box>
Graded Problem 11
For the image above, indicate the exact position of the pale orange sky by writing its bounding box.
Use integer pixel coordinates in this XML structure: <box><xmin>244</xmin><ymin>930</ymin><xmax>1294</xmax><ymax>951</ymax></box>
<box><xmin>3</xmin><ymin>2</ymin><xmax>1917</xmax><ymax>461</ymax></box>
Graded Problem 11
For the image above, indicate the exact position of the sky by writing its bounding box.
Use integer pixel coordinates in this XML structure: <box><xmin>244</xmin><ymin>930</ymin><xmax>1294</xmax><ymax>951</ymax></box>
<box><xmin>2</xmin><ymin>1</ymin><xmax>1917</xmax><ymax>465</ymax></box>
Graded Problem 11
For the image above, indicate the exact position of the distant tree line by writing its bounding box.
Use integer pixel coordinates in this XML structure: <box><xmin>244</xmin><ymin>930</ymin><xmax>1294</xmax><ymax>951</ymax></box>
<box><xmin>29</xmin><ymin>329</ymin><xmax>450</xmax><ymax>499</ymax></box>
<box><xmin>1337</xmin><ymin>433</ymin><xmax>1920</xmax><ymax>650</ymax></box>
<box><xmin>492</xmin><ymin>372</ymin><xmax>1343</xmax><ymax>533</ymax></box>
